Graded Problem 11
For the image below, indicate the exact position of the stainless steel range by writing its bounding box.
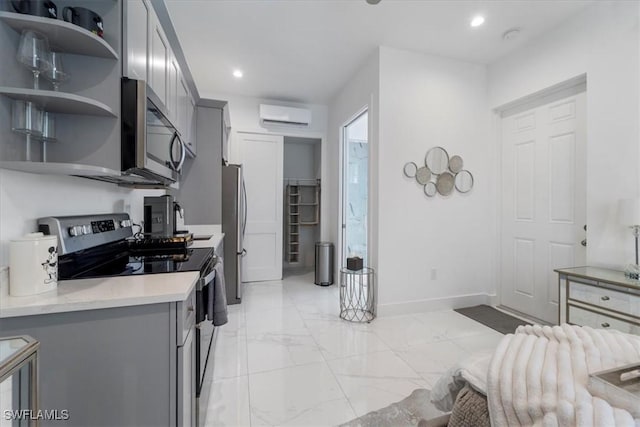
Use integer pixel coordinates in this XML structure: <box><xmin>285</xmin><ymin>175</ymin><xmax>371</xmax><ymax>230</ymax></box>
<box><xmin>38</xmin><ymin>213</ymin><xmax>219</xmax><ymax>427</ymax></box>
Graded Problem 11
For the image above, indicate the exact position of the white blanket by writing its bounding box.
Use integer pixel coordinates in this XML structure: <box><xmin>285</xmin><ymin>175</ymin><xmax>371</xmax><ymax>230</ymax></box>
<box><xmin>431</xmin><ymin>351</ymin><xmax>493</xmax><ymax>411</ymax></box>
<box><xmin>487</xmin><ymin>324</ymin><xmax>640</xmax><ymax>427</ymax></box>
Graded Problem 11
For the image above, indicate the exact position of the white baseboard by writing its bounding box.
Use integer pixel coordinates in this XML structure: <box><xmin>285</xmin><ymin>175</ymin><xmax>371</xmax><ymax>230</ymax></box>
<box><xmin>376</xmin><ymin>293</ymin><xmax>492</xmax><ymax>317</ymax></box>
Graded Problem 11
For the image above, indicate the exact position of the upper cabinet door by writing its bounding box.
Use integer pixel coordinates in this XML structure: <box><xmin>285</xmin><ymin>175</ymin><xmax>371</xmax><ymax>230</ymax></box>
<box><xmin>185</xmin><ymin>95</ymin><xmax>197</xmax><ymax>156</ymax></box>
<box><xmin>123</xmin><ymin>0</ymin><xmax>151</xmax><ymax>81</ymax></box>
<box><xmin>149</xmin><ymin>11</ymin><xmax>169</xmax><ymax>107</ymax></box>
<box><xmin>167</xmin><ymin>54</ymin><xmax>179</xmax><ymax>124</ymax></box>
<box><xmin>177</xmin><ymin>74</ymin><xmax>188</xmax><ymax>140</ymax></box>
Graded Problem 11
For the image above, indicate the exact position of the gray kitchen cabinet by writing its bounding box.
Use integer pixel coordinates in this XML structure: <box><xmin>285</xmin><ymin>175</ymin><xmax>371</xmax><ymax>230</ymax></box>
<box><xmin>178</xmin><ymin>327</ymin><xmax>196</xmax><ymax>427</ymax></box>
<box><xmin>0</xmin><ymin>0</ymin><xmax>201</xmax><ymax>180</ymax></box>
<box><xmin>178</xmin><ymin>103</ymin><xmax>224</xmax><ymax>224</ymax></box>
<box><xmin>0</xmin><ymin>1</ymin><xmax>122</xmax><ymax>169</ymax></box>
<box><xmin>148</xmin><ymin>9</ymin><xmax>169</xmax><ymax>107</ymax></box>
<box><xmin>186</xmin><ymin>91</ymin><xmax>197</xmax><ymax>155</ymax></box>
<box><xmin>177</xmin><ymin>74</ymin><xmax>189</xmax><ymax>140</ymax></box>
<box><xmin>122</xmin><ymin>0</ymin><xmax>151</xmax><ymax>81</ymax></box>
<box><xmin>167</xmin><ymin>53</ymin><xmax>180</xmax><ymax>124</ymax></box>
<box><xmin>0</xmin><ymin>290</ymin><xmax>197</xmax><ymax>427</ymax></box>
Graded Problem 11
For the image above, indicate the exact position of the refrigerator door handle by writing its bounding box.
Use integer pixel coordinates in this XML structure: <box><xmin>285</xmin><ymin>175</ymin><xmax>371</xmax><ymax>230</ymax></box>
<box><xmin>242</xmin><ymin>179</ymin><xmax>247</xmax><ymax>239</ymax></box>
<box><xmin>237</xmin><ymin>249</ymin><xmax>247</xmax><ymax>257</ymax></box>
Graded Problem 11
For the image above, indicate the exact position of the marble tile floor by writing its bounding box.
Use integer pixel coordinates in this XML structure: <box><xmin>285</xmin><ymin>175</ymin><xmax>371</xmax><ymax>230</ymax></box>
<box><xmin>204</xmin><ymin>272</ymin><xmax>503</xmax><ymax>427</ymax></box>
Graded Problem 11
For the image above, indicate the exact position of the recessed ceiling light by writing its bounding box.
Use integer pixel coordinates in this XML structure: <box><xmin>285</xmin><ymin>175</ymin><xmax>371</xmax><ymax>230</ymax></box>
<box><xmin>232</xmin><ymin>69</ymin><xmax>243</xmax><ymax>78</ymax></box>
<box><xmin>366</xmin><ymin>0</ymin><xmax>381</xmax><ymax>4</ymax></box>
<box><xmin>470</xmin><ymin>15</ymin><xmax>485</xmax><ymax>27</ymax></box>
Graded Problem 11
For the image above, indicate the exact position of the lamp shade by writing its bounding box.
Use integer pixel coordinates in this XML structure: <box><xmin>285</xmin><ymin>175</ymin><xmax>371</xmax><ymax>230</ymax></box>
<box><xmin>618</xmin><ymin>198</ymin><xmax>640</xmax><ymax>225</ymax></box>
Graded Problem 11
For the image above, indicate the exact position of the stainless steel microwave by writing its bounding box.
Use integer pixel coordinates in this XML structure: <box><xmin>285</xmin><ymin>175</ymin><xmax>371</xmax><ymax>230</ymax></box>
<box><xmin>121</xmin><ymin>78</ymin><xmax>185</xmax><ymax>184</ymax></box>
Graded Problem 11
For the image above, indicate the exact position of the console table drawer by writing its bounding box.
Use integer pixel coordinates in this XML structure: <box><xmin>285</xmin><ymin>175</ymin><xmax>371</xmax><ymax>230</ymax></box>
<box><xmin>568</xmin><ymin>281</ymin><xmax>640</xmax><ymax>319</ymax></box>
<box><xmin>568</xmin><ymin>305</ymin><xmax>640</xmax><ymax>334</ymax></box>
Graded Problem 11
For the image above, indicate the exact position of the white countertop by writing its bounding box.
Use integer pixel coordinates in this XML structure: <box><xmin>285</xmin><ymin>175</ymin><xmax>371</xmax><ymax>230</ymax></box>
<box><xmin>0</xmin><ymin>225</ymin><xmax>224</xmax><ymax>319</ymax></box>
<box><xmin>0</xmin><ymin>271</ymin><xmax>199</xmax><ymax>319</ymax></box>
<box><xmin>186</xmin><ymin>224</ymin><xmax>224</xmax><ymax>250</ymax></box>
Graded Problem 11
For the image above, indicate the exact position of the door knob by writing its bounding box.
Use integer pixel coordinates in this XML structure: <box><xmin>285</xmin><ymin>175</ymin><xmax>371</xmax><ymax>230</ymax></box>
<box><xmin>581</xmin><ymin>239</ymin><xmax>587</xmax><ymax>247</ymax></box>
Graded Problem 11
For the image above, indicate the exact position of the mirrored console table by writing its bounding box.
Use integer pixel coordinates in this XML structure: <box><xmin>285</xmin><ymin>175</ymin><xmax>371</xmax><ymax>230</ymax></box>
<box><xmin>0</xmin><ymin>335</ymin><xmax>39</xmax><ymax>426</ymax></box>
<box><xmin>556</xmin><ymin>267</ymin><xmax>640</xmax><ymax>334</ymax></box>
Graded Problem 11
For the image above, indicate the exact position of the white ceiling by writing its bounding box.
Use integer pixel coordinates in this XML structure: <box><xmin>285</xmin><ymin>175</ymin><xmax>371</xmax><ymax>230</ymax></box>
<box><xmin>166</xmin><ymin>0</ymin><xmax>593</xmax><ymax>105</ymax></box>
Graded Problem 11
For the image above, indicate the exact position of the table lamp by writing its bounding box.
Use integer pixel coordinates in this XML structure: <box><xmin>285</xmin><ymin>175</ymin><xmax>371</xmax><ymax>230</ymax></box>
<box><xmin>618</xmin><ymin>198</ymin><xmax>640</xmax><ymax>280</ymax></box>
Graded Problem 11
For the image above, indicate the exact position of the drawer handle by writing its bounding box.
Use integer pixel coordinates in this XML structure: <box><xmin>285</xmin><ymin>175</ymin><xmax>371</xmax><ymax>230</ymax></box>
<box><xmin>601</xmin><ymin>296</ymin><xmax>610</xmax><ymax>301</ymax></box>
<box><xmin>601</xmin><ymin>322</ymin><xmax>610</xmax><ymax>328</ymax></box>
<box><xmin>187</xmin><ymin>306</ymin><xmax>194</xmax><ymax>312</ymax></box>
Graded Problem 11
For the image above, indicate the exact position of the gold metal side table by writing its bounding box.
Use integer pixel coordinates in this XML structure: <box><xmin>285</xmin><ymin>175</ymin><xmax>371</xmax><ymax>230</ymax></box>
<box><xmin>0</xmin><ymin>335</ymin><xmax>40</xmax><ymax>426</ymax></box>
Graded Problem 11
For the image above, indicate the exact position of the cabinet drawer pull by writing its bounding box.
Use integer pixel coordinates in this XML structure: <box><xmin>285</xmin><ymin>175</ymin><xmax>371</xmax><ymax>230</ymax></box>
<box><xmin>601</xmin><ymin>322</ymin><xmax>610</xmax><ymax>328</ymax></box>
<box><xmin>601</xmin><ymin>296</ymin><xmax>610</xmax><ymax>301</ymax></box>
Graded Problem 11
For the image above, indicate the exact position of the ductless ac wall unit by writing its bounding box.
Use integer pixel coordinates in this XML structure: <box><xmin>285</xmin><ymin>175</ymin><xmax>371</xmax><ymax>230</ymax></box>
<box><xmin>259</xmin><ymin>104</ymin><xmax>312</xmax><ymax>127</ymax></box>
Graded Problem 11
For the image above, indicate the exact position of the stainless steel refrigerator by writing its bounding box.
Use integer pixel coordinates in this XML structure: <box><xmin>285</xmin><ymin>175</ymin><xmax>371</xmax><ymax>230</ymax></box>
<box><xmin>222</xmin><ymin>164</ymin><xmax>246</xmax><ymax>304</ymax></box>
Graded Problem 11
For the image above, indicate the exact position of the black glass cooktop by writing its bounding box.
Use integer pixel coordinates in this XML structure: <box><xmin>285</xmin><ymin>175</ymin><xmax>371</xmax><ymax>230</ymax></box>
<box><xmin>59</xmin><ymin>245</ymin><xmax>214</xmax><ymax>280</ymax></box>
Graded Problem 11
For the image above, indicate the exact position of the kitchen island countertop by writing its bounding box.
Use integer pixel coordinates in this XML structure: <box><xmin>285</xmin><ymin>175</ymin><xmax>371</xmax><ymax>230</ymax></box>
<box><xmin>0</xmin><ymin>271</ymin><xmax>199</xmax><ymax>318</ymax></box>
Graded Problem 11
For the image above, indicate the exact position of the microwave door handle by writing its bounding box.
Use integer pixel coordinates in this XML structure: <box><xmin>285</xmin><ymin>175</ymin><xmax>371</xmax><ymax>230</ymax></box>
<box><xmin>168</xmin><ymin>132</ymin><xmax>179</xmax><ymax>171</ymax></box>
<box><xmin>176</xmin><ymin>135</ymin><xmax>186</xmax><ymax>172</ymax></box>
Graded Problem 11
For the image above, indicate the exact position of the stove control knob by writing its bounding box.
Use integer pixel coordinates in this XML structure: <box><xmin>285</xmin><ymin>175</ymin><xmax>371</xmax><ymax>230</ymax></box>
<box><xmin>82</xmin><ymin>225</ymin><xmax>92</xmax><ymax>235</ymax></box>
<box><xmin>120</xmin><ymin>220</ymin><xmax>131</xmax><ymax>228</ymax></box>
<box><xmin>68</xmin><ymin>226</ymin><xmax>82</xmax><ymax>237</ymax></box>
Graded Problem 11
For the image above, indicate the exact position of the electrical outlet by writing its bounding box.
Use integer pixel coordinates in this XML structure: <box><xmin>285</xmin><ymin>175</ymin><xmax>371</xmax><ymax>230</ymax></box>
<box><xmin>430</xmin><ymin>268</ymin><xmax>437</xmax><ymax>280</ymax></box>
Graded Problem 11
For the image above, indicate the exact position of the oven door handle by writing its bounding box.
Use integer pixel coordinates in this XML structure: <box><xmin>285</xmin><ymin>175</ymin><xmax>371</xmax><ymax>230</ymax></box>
<box><xmin>201</xmin><ymin>268</ymin><xmax>216</xmax><ymax>286</ymax></box>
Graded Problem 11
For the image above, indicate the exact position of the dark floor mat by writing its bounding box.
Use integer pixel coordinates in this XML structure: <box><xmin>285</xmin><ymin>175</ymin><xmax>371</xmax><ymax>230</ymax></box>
<box><xmin>454</xmin><ymin>305</ymin><xmax>531</xmax><ymax>334</ymax></box>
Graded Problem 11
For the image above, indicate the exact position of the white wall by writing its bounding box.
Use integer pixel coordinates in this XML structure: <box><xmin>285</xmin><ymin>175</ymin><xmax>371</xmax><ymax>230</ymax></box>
<box><xmin>327</xmin><ymin>48</ymin><xmax>380</xmax><ymax>285</ymax></box>
<box><xmin>0</xmin><ymin>169</ymin><xmax>164</xmax><ymax>266</ymax></box>
<box><xmin>488</xmin><ymin>1</ymin><xmax>640</xmax><ymax>269</ymax></box>
<box><xmin>376</xmin><ymin>46</ymin><xmax>495</xmax><ymax>315</ymax></box>
<box><xmin>201</xmin><ymin>92</ymin><xmax>331</xmax><ymax>239</ymax></box>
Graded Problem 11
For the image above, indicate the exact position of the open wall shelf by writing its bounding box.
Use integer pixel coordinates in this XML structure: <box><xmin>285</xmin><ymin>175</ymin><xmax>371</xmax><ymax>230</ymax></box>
<box><xmin>0</xmin><ymin>11</ymin><xmax>118</xmax><ymax>59</ymax></box>
<box><xmin>0</xmin><ymin>87</ymin><xmax>116</xmax><ymax>117</ymax></box>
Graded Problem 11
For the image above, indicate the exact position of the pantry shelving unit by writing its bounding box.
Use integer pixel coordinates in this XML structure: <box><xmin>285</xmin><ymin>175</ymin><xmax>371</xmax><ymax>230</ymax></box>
<box><xmin>285</xmin><ymin>179</ymin><xmax>320</xmax><ymax>264</ymax></box>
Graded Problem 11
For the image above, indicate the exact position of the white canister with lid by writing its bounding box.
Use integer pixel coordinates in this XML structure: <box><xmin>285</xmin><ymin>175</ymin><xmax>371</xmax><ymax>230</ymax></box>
<box><xmin>10</xmin><ymin>232</ymin><xmax>58</xmax><ymax>296</ymax></box>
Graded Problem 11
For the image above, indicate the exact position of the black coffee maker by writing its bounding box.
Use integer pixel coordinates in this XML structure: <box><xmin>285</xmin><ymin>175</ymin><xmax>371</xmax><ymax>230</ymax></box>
<box><xmin>143</xmin><ymin>195</ymin><xmax>185</xmax><ymax>238</ymax></box>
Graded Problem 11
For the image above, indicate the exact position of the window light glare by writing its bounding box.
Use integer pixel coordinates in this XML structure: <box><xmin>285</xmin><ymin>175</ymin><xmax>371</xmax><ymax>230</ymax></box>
<box><xmin>233</xmin><ymin>69</ymin><xmax>243</xmax><ymax>78</ymax></box>
<box><xmin>470</xmin><ymin>15</ymin><xmax>485</xmax><ymax>27</ymax></box>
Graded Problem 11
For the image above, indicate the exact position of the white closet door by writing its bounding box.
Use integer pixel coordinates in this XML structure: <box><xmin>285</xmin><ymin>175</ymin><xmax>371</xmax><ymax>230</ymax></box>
<box><xmin>501</xmin><ymin>91</ymin><xmax>586</xmax><ymax>323</ymax></box>
<box><xmin>239</xmin><ymin>132</ymin><xmax>284</xmax><ymax>282</ymax></box>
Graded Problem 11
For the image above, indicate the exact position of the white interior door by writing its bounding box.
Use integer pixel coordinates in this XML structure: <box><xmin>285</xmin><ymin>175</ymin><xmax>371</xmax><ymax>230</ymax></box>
<box><xmin>239</xmin><ymin>132</ymin><xmax>284</xmax><ymax>282</ymax></box>
<box><xmin>501</xmin><ymin>91</ymin><xmax>586</xmax><ymax>323</ymax></box>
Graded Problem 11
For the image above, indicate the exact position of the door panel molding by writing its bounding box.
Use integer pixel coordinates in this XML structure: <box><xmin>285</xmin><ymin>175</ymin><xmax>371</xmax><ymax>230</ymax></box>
<box><xmin>238</xmin><ymin>132</ymin><xmax>284</xmax><ymax>282</ymax></box>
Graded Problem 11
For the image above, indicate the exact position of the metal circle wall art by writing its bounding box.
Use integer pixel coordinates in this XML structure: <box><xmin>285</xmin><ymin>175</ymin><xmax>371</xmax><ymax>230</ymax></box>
<box><xmin>455</xmin><ymin>170</ymin><xmax>474</xmax><ymax>193</ymax></box>
<box><xmin>436</xmin><ymin>172</ymin><xmax>455</xmax><ymax>196</ymax></box>
<box><xmin>415</xmin><ymin>166</ymin><xmax>431</xmax><ymax>185</ymax></box>
<box><xmin>403</xmin><ymin>162</ymin><xmax>418</xmax><ymax>178</ymax></box>
<box><xmin>424</xmin><ymin>182</ymin><xmax>437</xmax><ymax>197</ymax></box>
<box><xmin>403</xmin><ymin>147</ymin><xmax>474</xmax><ymax>198</ymax></box>
<box><xmin>425</xmin><ymin>147</ymin><xmax>449</xmax><ymax>174</ymax></box>
<box><xmin>449</xmin><ymin>155</ymin><xmax>464</xmax><ymax>173</ymax></box>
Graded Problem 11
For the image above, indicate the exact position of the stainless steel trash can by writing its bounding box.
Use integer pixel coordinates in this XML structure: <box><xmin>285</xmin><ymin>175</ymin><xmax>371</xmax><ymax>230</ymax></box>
<box><xmin>314</xmin><ymin>242</ymin><xmax>334</xmax><ymax>286</ymax></box>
